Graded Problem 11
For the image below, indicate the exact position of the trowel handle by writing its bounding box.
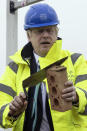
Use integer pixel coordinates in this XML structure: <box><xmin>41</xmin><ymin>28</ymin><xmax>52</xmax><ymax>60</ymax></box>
<box><xmin>23</xmin><ymin>87</ymin><xmax>28</xmax><ymax>101</ymax></box>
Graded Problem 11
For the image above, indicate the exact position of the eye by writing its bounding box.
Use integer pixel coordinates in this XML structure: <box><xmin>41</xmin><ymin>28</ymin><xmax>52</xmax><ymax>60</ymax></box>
<box><xmin>47</xmin><ymin>29</ymin><xmax>51</xmax><ymax>33</ymax></box>
<box><xmin>38</xmin><ymin>29</ymin><xmax>44</xmax><ymax>33</ymax></box>
<box><xmin>47</xmin><ymin>28</ymin><xmax>54</xmax><ymax>34</ymax></box>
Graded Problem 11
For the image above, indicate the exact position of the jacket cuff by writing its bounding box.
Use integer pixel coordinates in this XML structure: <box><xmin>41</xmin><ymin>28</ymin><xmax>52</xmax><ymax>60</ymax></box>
<box><xmin>3</xmin><ymin>105</ymin><xmax>17</xmax><ymax>127</ymax></box>
<box><xmin>76</xmin><ymin>87</ymin><xmax>87</xmax><ymax>113</ymax></box>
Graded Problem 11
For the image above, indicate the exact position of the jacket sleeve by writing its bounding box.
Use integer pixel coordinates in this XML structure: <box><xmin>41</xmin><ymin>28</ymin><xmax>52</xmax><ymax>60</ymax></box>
<box><xmin>0</xmin><ymin>61</ymin><xmax>18</xmax><ymax>128</ymax></box>
<box><xmin>71</xmin><ymin>53</ymin><xmax>87</xmax><ymax>114</ymax></box>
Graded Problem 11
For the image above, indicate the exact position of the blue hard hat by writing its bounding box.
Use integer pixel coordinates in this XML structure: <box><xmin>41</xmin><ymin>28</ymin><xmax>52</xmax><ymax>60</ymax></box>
<box><xmin>24</xmin><ymin>3</ymin><xmax>60</xmax><ymax>30</ymax></box>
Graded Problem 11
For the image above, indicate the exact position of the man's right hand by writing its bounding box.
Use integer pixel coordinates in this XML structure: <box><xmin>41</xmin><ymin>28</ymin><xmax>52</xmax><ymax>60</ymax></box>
<box><xmin>8</xmin><ymin>92</ymin><xmax>28</xmax><ymax>117</ymax></box>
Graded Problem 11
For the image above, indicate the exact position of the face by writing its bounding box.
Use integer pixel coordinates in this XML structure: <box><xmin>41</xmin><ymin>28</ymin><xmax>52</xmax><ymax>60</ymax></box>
<box><xmin>27</xmin><ymin>26</ymin><xmax>58</xmax><ymax>57</ymax></box>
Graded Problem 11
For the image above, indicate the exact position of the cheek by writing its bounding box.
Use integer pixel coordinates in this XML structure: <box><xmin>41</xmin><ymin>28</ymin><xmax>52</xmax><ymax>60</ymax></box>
<box><xmin>33</xmin><ymin>36</ymin><xmax>40</xmax><ymax>44</ymax></box>
<box><xmin>30</xmin><ymin>37</ymin><xmax>38</xmax><ymax>45</ymax></box>
<box><xmin>31</xmin><ymin>39</ymin><xmax>40</xmax><ymax>50</ymax></box>
<box><xmin>51</xmin><ymin>36</ymin><xmax>57</xmax><ymax>43</ymax></box>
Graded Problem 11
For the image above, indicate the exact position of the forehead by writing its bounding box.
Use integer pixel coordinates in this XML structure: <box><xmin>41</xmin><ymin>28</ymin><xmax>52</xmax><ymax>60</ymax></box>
<box><xmin>30</xmin><ymin>25</ymin><xmax>56</xmax><ymax>30</ymax></box>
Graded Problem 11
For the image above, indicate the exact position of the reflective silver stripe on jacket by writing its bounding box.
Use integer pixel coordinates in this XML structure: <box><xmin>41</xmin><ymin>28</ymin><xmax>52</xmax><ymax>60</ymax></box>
<box><xmin>71</xmin><ymin>53</ymin><xmax>81</xmax><ymax>65</ymax></box>
<box><xmin>71</xmin><ymin>54</ymin><xmax>87</xmax><ymax>114</ymax></box>
<box><xmin>0</xmin><ymin>84</ymin><xmax>16</xmax><ymax>97</ymax></box>
<box><xmin>75</xmin><ymin>74</ymin><xmax>87</xmax><ymax>84</ymax></box>
<box><xmin>77</xmin><ymin>87</ymin><xmax>87</xmax><ymax>115</ymax></box>
<box><xmin>8</xmin><ymin>61</ymin><xmax>18</xmax><ymax>73</ymax></box>
<box><xmin>0</xmin><ymin>104</ymin><xmax>8</xmax><ymax>127</ymax></box>
<box><xmin>82</xmin><ymin>105</ymin><xmax>87</xmax><ymax>115</ymax></box>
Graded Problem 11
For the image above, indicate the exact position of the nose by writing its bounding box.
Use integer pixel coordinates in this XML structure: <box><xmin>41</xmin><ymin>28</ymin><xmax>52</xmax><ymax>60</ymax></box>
<box><xmin>42</xmin><ymin>30</ymin><xmax>49</xmax><ymax>37</ymax></box>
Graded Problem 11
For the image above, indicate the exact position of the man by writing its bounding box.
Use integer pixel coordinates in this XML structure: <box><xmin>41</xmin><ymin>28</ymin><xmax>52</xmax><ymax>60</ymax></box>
<box><xmin>0</xmin><ymin>3</ymin><xmax>87</xmax><ymax>131</ymax></box>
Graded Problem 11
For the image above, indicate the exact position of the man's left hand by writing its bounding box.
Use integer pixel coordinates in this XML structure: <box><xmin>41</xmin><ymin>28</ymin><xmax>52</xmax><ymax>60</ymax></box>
<box><xmin>62</xmin><ymin>81</ymin><xmax>79</xmax><ymax>103</ymax></box>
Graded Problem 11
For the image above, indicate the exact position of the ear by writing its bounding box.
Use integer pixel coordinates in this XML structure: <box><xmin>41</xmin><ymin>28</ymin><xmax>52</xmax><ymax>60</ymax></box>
<box><xmin>54</xmin><ymin>25</ymin><xmax>58</xmax><ymax>37</ymax></box>
<box><xmin>27</xmin><ymin>32</ymin><xmax>30</xmax><ymax>39</ymax></box>
<box><xmin>26</xmin><ymin>31</ymin><xmax>30</xmax><ymax>41</ymax></box>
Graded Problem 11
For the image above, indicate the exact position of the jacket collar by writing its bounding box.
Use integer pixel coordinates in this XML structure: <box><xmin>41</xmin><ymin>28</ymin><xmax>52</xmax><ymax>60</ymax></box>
<box><xmin>10</xmin><ymin>37</ymin><xmax>62</xmax><ymax>64</ymax></box>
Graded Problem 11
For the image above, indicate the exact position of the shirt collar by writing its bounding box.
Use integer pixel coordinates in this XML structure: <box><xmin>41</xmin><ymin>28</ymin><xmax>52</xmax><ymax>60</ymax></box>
<box><xmin>33</xmin><ymin>51</ymin><xmax>40</xmax><ymax>65</ymax></box>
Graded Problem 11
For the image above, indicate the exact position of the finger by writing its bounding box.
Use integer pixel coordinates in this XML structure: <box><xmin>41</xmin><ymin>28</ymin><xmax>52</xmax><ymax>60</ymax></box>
<box><xmin>9</xmin><ymin>99</ymin><xmax>27</xmax><ymax>117</ymax></box>
<box><xmin>19</xmin><ymin>92</ymin><xmax>26</xmax><ymax>101</ymax></box>
<box><xmin>14</xmin><ymin>96</ymin><xmax>24</xmax><ymax>106</ymax></box>
<box><xmin>22</xmin><ymin>101</ymin><xmax>28</xmax><ymax>111</ymax></box>
<box><xmin>64</xmin><ymin>96</ymin><xmax>74</xmax><ymax>102</ymax></box>
<box><xmin>62</xmin><ymin>91</ymin><xmax>75</xmax><ymax>99</ymax></box>
<box><xmin>64</xmin><ymin>81</ymin><xmax>73</xmax><ymax>87</ymax></box>
<box><xmin>62</xmin><ymin>86</ymin><xmax>75</xmax><ymax>93</ymax></box>
<box><xmin>14</xmin><ymin>101</ymin><xmax>28</xmax><ymax>115</ymax></box>
<box><xmin>12</xmin><ymin>100</ymin><xmax>23</xmax><ymax>110</ymax></box>
<box><xmin>13</xmin><ymin>95</ymin><xmax>28</xmax><ymax>111</ymax></box>
<box><xmin>9</xmin><ymin>102</ymin><xmax>17</xmax><ymax>112</ymax></box>
<box><xmin>9</xmin><ymin>102</ymin><xmax>24</xmax><ymax>116</ymax></box>
<box><xmin>10</xmin><ymin>99</ymin><xmax>22</xmax><ymax>112</ymax></box>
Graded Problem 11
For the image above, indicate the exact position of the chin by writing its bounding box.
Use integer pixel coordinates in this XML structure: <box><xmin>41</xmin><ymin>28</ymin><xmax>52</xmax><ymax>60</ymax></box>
<box><xmin>40</xmin><ymin>49</ymin><xmax>50</xmax><ymax>57</ymax></box>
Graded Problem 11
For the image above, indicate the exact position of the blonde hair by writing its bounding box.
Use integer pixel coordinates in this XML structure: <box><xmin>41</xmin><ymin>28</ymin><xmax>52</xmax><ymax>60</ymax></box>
<box><xmin>27</xmin><ymin>25</ymin><xmax>59</xmax><ymax>39</ymax></box>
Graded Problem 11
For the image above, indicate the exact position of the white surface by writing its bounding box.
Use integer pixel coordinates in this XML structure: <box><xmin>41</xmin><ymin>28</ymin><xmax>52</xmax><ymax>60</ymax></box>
<box><xmin>6</xmin><ymin>0</ymin><xmax>18</xmax><ymax>65</ymax></box>
<box><xmin>0</xmin><ymin>0</ymin><xmax>6</xmax><ymax>76</ymax></box>
<box><xmin>0</xmin><ymin>129</ymin><xmax>12</xmax><ymax>131</ymax></box>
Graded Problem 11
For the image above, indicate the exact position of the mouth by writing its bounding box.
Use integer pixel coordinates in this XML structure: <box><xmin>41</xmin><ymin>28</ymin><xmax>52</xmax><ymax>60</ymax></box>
<box><xmin>40</xmin><ymin>41</ymin><xmax>50</xmax><ymax>44</ymax></box>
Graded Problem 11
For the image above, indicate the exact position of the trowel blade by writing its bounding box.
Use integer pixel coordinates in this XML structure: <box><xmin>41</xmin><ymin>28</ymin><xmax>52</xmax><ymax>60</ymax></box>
<box><xmin>23</xmin><ymin>56</ymin><xmax>68</xmax><ymax>88</ymax></box>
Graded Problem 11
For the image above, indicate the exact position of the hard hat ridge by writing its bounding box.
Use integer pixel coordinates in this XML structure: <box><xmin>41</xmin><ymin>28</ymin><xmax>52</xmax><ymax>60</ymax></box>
<box><xmin>24</xmin><ymin>3</ymin><xmax>60</xmax><ymax>30</ymax></box>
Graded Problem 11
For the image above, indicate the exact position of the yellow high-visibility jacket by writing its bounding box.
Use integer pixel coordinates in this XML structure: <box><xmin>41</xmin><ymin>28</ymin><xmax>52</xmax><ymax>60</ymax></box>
<box><xmin>0</xmin><ymin>39</ymin><xmax>87</xmax><ymax>131</ymax></box>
